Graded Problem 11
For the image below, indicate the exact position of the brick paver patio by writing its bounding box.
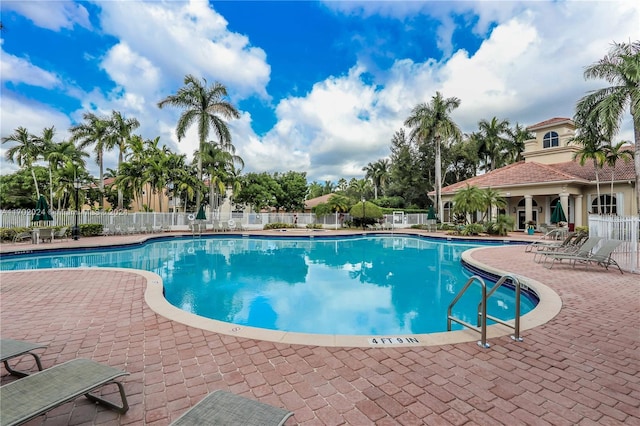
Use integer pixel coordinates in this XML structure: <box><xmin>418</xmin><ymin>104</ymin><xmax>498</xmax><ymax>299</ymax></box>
<box><xmin>1</xmin><ymin>231</ymin><xmax>638</xmax><ymax>425</ymax></box>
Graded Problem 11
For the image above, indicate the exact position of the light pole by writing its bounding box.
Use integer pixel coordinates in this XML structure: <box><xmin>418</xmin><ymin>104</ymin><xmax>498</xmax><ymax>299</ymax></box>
<box><xmin>72</xmin><ymin>178</ymin><xmax>81</xmax><ymax>240</ymax></box>
<box><xmin>361</xmin><ymin>196</ymin><xmax>366</xmax><ymax>230</ymax></box>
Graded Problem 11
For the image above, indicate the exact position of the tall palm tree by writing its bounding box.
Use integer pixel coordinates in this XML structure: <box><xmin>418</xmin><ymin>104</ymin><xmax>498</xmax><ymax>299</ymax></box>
<box><xmin>198</xmin><ymin>141</ymin><xmax>244</xmax><ymax>216</ymax></box>
<box><xmin>603</xmin><ymin>140</ymin><xmax>634</xmax><ymax>213</ymax></box>
<box><xmin>69</xmin><ymin>112</ymin><xmax>111</xmax><ymax>209</ymax></box>
<box><xmin>322</xmin><ymin>180</ymin><xmax>335</xmax><ymax>195</ymax></box>
<box><xmin>405</xmin><ymin>92</ymin><xmax>462</xmax><ymax>218</ymax></box>
<box><xmin>158</xmin><ymin>75</ymin><xmax>240</xmax><ymax>210</ymax></box>
<box><xmin>506</xmin><ymin>123</ymin><xmax>533</xmax><ymax>163</ymax></box>
<box><xmin>45</xmin><ymin>139</ymin><xmax>89</xmax><ymax>209</ymax></box>
<box><xmin>477</xmin><ymin>117</ymin><xmax>511</xmax><ymax>171</ymax></box>
<box><xmin>105</xmin><ymin>110</ymin><xmax>140</xmax><ymax>209</ymax></box>
<box><xmin>363</xmin><ymin>159</ymin><xmax>390</xmax><ymax>199</ymax></box>
<box><xmin>2</xmin><ymin>127</ymin><xmax>44</xmax><ymax>198</ymax></box>
<box><xmin>33</xmin><ymin>126</ymin><xmax>57</xmax><ymax>207</ymax></box>
<box><xmin>572</xmin><ymin>121</ymin><xmax>607</xmax><ymax>214</ymax></box>
<box><xmin>577</xmin><ymin>41</ymin><xmax>640</xmax><ymax>214</ymax></box>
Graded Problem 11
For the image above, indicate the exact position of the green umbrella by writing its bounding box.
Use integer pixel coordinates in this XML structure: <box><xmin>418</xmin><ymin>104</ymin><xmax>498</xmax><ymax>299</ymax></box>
<box><xmin>32</xmin><ymin>195</ymin><xmax>53</xmax><ymax>223</ymax></box>
<box><xmin>195</xmin><ymin>204</ymin><xmax>207</xmax><ymax>220</ymax></box>
<box><xmin>427</xmin><ymin>205</ymin><xmax>436</xmax><ymax>220</ymax></box>
<box><xmin>550</xmin><ymin>200</ymin><xmax>567</xmax><ymax>224</ymax></box>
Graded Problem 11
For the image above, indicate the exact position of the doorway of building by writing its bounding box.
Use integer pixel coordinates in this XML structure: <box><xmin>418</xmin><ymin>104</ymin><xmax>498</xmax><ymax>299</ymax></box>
<box><xmin>517</xmin><ymin>210</ymin><xmax>538</xmax><ymax>230</ymax></box>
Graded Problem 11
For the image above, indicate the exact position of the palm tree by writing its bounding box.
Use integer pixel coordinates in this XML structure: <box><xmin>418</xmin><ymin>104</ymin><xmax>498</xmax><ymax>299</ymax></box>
<box><xmin>363</xmin><ymin>159</ymin><xmax>390</xmax><ymax>199</ymax></box>
<box><xmin>33</xmin><ymin>126</ymin><xmax>57</xmax><ymax>207</ymax></box>
<box><xmin>603</xmin><ymin>140</ymin><xmax>634</xmax><ymax>213</ymax></box>
<box><xmin>477</xmin><ymin>117</ymin><xmax>511</xmax><ymax>171</ymax></box>
<box><xmin>506</xmin><ymin>123</ymin><xmax>533</xmax><ymax>163</ymax></box>
<box><xmin>405</xmin><ymin>92</ymin><xmax>462</xmax><ymax>218</ymax></box>
<box><xmin>572</xmin><ymin>121</ymin><xmax>607</xmax><ymax>214</ymax></box>
<box><xmin>452</xmin><ymin>184</ymin><xmax>484</xmax><ymax>224</ymax></box>
<box><xmin>69</xmin><ymin>112</ymin><xmax>110</xmax><ymax>208</ymax></box>
<box><xmin>577</xmin><ymin>41</ymin><xmax>640</xmax><ymax>214</ymax></box>
<box><xmin>2</xmin><ymin>127</ymin><xmax>44</xmax><ymax>198</ymax></box>
<box><xmin>322</xmin><ymin>180</ymin><xmax>335</xmax><ymax>195</ymax></box>
<box><xmin>105</xmin><ymin>110</ymin><xmax>140</xmax><ymax>209</ymax></box>
<box><xmin>198</xmin><ymin>141</ymin><xmax>244</xmax><ymax>216</ymax></box>
<box><xmin>481</xmin><ymin>187</ymin><xmax>507</xmax><ymax>221</ymax></box>
<box><xmin>45</xmin><ymin>139</ymin><xmax>89</xmax><ymax>209</ymax></box>
<box><xmin>158</xmin><ymin>75</ymin><xmax>240</xmax><ymax>210</ymax></box>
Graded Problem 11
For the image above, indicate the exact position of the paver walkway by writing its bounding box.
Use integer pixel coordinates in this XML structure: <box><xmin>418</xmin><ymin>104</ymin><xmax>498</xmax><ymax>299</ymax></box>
<box><xmin>1</xmin><ymin>232</ymin><xmax>638</xmax><ymax>425</ymax></box>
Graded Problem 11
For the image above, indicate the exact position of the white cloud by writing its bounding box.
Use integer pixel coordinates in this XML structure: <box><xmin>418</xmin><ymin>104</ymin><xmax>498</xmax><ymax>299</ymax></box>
<box><xmin>97</xmin><ymin>0</ymin><xmax>270</xmax><ymax>100</ymax></box>
<box><xmin>2</xmin><ymin>0</ymin><xmax>91</xmax><ymax>31</ymax></box>
<box><xmin>246</xmin><ymin>1</ymin><xmax>639</xmax><ymax>181</ymax></box>
<box><xmin>1</xmin><ymin>0</ymin><xmax>638</xmax><ymax>183</ymax></box>
<box><xmin>0</xmin><ymin>46</ymin><xmax>61</xmax><ymax>88</ymax></box>
<box><xmin>0</xmin><ymin>94</ymin><xmax>72</xmax><ymax>174</ymax></box>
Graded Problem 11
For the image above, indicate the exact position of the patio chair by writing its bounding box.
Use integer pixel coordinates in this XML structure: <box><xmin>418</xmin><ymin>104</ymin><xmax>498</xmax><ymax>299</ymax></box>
<box><xmin>536</xmin><ymin>235</ymin><xmax>601</xmax><ymax>264</ymax></box>
<box><xmin>170</xmin><ymin>390</ymin><xmax>293</xmax><ymax>426</ymax></box>
<box><xmin>37</xmin><ymin>228</ymin><xmax>54</xmax><ymax>243</ymax></box>
<box><xmin>53</xmin><ymin>227</ymin><xmax>69</xmax><ymax>242</ymax></box>
<box><xmin>228</xmin><ymin>219</ymin><xmax>237</xmax><ymax>231</ymax></box>
<box><xmin>527</xmin><ymin>231</ymin><xmax>578</xmax><ymax>258</ymax></box>
<box><xmin>1</xmin><ymin>339</ymin><xmax>46</xmax><ymax>377</ymax></box>
<box><xmin>0</xmin><ymin>358</ymin><xmax>129</xmax><ymax>426</ymax></box>
<box><xmin>12</xmin><ymin>231</ymin><xmax>32</xmax><ymax>244</ymax></box>
<box><xmin>543</xmin><ymin>239</ymin><xmax>623</xmax><ymax>273</ymax></box>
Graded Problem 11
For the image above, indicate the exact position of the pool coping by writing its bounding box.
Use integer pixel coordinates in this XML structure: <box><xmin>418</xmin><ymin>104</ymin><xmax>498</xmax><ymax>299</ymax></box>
<box><xmin>141</xmin><ymin>247</ymin><xmax>562</xmax><ymax>348</ymax></box>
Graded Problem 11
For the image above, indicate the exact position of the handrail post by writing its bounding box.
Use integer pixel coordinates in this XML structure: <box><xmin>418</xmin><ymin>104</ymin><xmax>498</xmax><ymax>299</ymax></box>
<box><xmin>511</xmin><ymin>276</ymin><xmax>523</xmax><ymax>342</ymax></box>
<box><xmin>478</xmin><ymin>281</ymin><xmax>489</xmax><ymax>348</ymax></box>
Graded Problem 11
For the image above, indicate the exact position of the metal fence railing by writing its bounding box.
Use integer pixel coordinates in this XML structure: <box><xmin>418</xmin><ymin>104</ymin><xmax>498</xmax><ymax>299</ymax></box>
<box><xmin>588</xmin><ymin>215</ymin><xmax>639</xmax><ymax>273</ymax></box>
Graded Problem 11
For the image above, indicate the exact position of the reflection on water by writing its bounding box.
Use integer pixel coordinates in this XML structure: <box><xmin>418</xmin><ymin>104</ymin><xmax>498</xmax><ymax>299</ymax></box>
<box><xmin>0</xmin><ymin>236</ymin><xmax>536</xmax><ymax>335</ymax></box>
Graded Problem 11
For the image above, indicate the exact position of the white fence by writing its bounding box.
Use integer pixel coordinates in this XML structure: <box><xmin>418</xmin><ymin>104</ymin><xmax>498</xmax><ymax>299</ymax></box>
<box><xmin>589</xmin><ymin>215</ymin><xmax>639</xmax><ymax>273</ymax></box>
<box><xmin>0</xmin><ymin>210</ymin><xmax>436</xmax><ymax>231</ymax></box>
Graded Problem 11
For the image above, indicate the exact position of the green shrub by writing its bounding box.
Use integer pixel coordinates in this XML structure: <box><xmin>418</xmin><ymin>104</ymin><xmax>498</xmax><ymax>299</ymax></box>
<box><xmin>460</xmin><ymin>223</ymin><xmax>484</xmax><ymax>236</ymax></box>
<box><xmin>80</xmin><ymin>223</ymin><xmax>103</xmax><ymax>237</ymax></box>
<box><xmin>264</xmin><ymin>222</ymin><xmax>296</xmax><ymax>230</ymax></box>
<box><xmin>306</xmin><ymin>223</ymin><xmax>323</xmax><ymax>229</ymax></box>
<box><xmin>575</xmin><ymin>226</ymin><xmax>589</xmax><ymax>234</ymax></box>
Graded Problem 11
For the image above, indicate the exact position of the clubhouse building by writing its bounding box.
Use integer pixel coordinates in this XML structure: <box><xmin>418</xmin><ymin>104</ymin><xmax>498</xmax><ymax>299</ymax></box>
<box><xmin>439</xmin><ymin>117</ymin><xmax>637</xmax><ymax>231</ymax></box>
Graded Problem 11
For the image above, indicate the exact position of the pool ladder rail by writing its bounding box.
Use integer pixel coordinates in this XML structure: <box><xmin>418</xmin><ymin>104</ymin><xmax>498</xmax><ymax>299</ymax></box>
<box><xmin>447</xmin><ymin>274</ymin><xmax>524</xmax><ymax>349</ymax></box>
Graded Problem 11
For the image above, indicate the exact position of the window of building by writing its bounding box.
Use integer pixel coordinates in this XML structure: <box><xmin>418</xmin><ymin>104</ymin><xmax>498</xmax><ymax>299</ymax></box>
<box><xmin>543</xmin><ymin>131</ymin><xmax>559</xmax><ymax>148</ymax></box>
<box><xmin>591</xmin><ymin>194</ymin><xmax>617</xmax><ymax>214</ymax></box>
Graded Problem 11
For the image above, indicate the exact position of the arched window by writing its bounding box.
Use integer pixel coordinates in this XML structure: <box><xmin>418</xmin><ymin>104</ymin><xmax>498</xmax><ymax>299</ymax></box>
<box><xmin>592</xmin><ymin>194</ymin><xmax>617</xmax><ymax>214</ymax></box>
<box><xmin>543</xmin><ymin>131</ymin><xmax>559</xmax><ymax>148</ymax></box>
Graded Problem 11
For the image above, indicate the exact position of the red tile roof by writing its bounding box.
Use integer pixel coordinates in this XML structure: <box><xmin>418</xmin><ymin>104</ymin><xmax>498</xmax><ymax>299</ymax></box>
<box><xmin>526</xmin><ymin>117</ymin><xmax>573</xmax><ymax>131</ymax></box>
<box><xmin>440</xmin><ymin>147</ymin><xmax>636</xmax><ymax>195</ymax></box>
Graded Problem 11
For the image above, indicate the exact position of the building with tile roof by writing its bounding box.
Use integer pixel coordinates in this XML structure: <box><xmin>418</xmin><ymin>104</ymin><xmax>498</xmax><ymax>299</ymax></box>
<box><xmin>438</xmin><ymin>117</ymin><xmax>637</xmax><ymax>231</ymax></box>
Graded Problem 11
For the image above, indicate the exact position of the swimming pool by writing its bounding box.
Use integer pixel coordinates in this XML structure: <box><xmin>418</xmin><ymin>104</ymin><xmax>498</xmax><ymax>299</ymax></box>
<box><xmin>0</xmin><ymin>234</ymin><xmax>537</xmax><ymax>335</ymax></box>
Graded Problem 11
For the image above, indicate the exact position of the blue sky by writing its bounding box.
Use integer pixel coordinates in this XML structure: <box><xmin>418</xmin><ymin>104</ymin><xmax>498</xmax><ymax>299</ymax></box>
<box><xmin>1</xmin><ymin>1</ymin><xmax>638</xmax><ymax>182</ymax></box>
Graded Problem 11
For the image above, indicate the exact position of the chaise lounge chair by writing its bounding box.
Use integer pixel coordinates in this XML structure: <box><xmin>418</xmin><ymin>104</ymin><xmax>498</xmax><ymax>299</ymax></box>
<box><xmin>1</xmin><ymin>339</ymin><xmax>46</xmax><ymax>377</ymax></box>
<box><xmin>170</xmin><ymin>390</ymin><xmax>293</xmax><ymax>426</ymax></box>
<box><xmin>531</xmin><ymin>232</ymin><xmax>588</xmax><ymax>262</ymax></box>
<box><xmin>543</xmin><ymin>239</ymin><xmax>623</xmax><ymax>273</ymax></box>
<box><xmin>0</xmin><ymin>358</ymin><xmax>129</xmax><ymax>426</ymax></box>
<box><xmin>536</xmin><ymin>236</ymin><xmax>602</xmax><ymax>264</ymax></box>
<box><xmin>525</xmin><ymin>231</ymin><xmax>576</xmax><ymax>253</ymax></box>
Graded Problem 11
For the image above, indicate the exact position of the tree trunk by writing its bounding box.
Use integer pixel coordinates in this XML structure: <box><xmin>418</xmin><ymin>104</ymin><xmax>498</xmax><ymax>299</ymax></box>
<box><xmin>31</xmin><ymin>167</ymin><xmax>40</xmax><ymax>199</ymax></box>
<box><xmin>633</xmin><ymin>111</ymin><xmax>640</xmax><ymax>215</ymax></box>
<box><xmin>435</xmin><ymin>136</ymin><xmax>443</xmax><ymax>220</ymax></box>
<box><xmin>594</xmin><ymin>159</ymin><xmax>601</xmax><ymax>214</ymax></box>
<box><xmin>98</xmin><ymin>150</ymin><xmax>104</xmax><ymax>210</ymax></box>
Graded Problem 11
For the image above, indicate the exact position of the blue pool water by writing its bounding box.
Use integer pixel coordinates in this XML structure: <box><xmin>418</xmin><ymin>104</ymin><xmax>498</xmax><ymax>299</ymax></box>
<box><xmin>0</xmin><ymin>235</ymin><xmax>536</xmax><ymax>335</ymax></box>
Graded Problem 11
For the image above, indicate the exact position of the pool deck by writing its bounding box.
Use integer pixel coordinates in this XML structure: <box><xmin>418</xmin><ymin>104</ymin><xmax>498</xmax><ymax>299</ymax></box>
<box><xmin>1</xmin><ymin>230</ymin><xmax>638</xmax><ymax>425</ymax></box>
